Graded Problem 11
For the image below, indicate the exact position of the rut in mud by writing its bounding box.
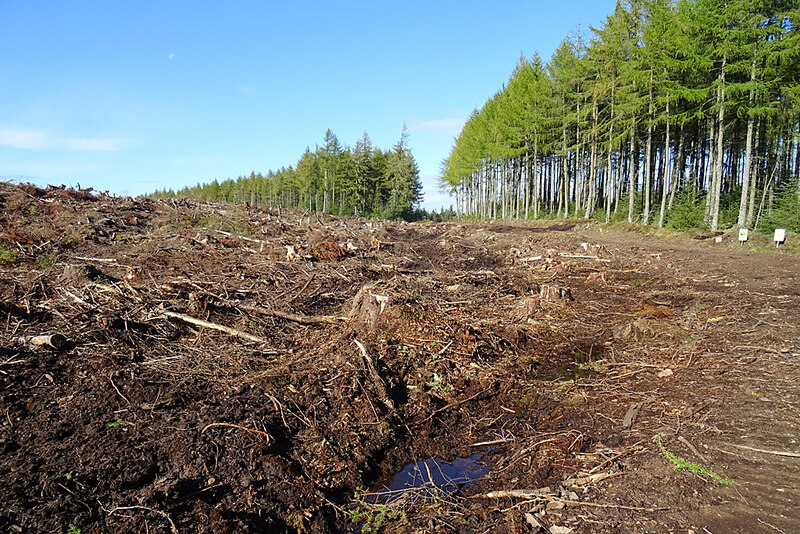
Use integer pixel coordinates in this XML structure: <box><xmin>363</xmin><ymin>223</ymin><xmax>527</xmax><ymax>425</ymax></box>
<box><xmin>1</xmin><ymin>182</ymin><xmax>799</xmax><ymax>534</ymax></box>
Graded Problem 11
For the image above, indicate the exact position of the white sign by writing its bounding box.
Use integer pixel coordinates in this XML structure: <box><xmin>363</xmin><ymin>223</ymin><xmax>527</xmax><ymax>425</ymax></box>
<box><xmin>738</xmin><ymin>229</ymin><xmax>749</xmax><ymax>242</ymax></box>
<box><xmin>775</xmin><ymin>228</ymin><xmax>786</xmax><ymax>244</ymax></box>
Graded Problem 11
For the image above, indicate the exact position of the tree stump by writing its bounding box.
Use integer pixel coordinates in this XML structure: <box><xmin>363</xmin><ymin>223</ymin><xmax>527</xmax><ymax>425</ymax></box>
<box><xmin>539</xmin><ymin>284</ymin><xmax>573</xmax><ymax>302</ymax></box>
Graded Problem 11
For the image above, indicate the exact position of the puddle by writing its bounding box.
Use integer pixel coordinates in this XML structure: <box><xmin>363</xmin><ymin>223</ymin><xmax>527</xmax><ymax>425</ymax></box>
<box><xmin>365</xmin><ymin>454</ymin><xmax>489</xmax><ymax>503</ymax></box>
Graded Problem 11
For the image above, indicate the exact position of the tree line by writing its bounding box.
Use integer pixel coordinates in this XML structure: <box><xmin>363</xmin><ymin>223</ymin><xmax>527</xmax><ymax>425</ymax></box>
<box><xmin>440</xmin><ymin>0</ymin><xmax>800</xmax><ymax>233</ymax></box>
<box><xmin>152</xmin><ymin>127</ymin><xmax>424</xmax><ymax>219</ymax></box>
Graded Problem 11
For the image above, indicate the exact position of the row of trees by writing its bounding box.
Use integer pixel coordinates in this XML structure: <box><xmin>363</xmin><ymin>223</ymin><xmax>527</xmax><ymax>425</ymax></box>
<box><xmin>440</xmin><ymin>0</ymin><xmax>800</xmax><ymax>232</ymax></box>
<box><xmin>153</xmin><ymin>128</ymin><xmax>423</xmax><ymax>219</ymax></box>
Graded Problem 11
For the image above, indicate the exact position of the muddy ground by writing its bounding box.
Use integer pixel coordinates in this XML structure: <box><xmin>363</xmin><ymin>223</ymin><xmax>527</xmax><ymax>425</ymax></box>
<box><xmin>1</xmin><ymin>182</ymin><xmax>799</xmax><ymax>534</ymax></box>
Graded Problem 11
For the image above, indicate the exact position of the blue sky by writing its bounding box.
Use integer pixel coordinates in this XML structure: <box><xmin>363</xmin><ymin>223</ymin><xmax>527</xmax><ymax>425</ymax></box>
<box><xmin>1</xmin><ymin>1</ymin><xmax>617</xmax><ymax>209</ymax></box>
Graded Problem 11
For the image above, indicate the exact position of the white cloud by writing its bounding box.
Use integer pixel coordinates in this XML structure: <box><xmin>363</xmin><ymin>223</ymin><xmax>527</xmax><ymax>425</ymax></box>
<box><xmin>0</xmin><ymin>128</ymin><xmax>127</xmax><ymax>152</ymax></box>
<box><xmin>407</xmin><ymin>117</ymin><xmax>465</xmax><ymax>136</ymax></box>
<box><xmin>0</xmin><ymin>129</ymin><xmax>48</xmax><ymax>149</ymax></box>
<box><xmin>169</xmin><ymin>53</ymin><xmax>175</xmax><ymax>60</ymax></box>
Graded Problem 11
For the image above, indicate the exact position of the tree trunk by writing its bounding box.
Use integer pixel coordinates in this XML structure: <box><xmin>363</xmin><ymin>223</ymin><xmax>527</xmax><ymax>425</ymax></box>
<box><xmin>605</xmin><ymin>84</ymin><xmax>616</xmax><ymax>223</ymax></box>
<box><xmin>738</xmin><ymin>111</ymin><xmax>756</xmax><ymax>229</ymax></box>
<box><xmin>705</xmin><ymin>118</ymin><xmax>716</xmax><ymax>224</ymax></box>
<box><xmin>561</xmin><ymin>126</ymin><xmax>568</xmax><ymax>217</ymax></box>
<box><xmin>628</xmin><ymin>131</ymin><xmax>637</xmax><ymax>224</ymax></box>
<box><xmin>606</xmin><ymin>149</ymin><xmax>613</xmax><ymax>223</ymax></box>
<box><xmin>501</xmin><ymin>158</ymin><xmax>507</xmax><ymax>219</ymax></box>
<box><xmin>643</xmin><ymin>72</ymin><xmax>654</xmax><ymax>225</ymax></box>
<box><xmin>795</xmin><ymin>128</ymin><xmax>800</xmax><ymax>202</ymax></box>
<box><xmin>524</xmin><ymin>151</ymin><xmax>531</xmax><ymax>218</ymax></box>
<box><xmin>710</xmin><ymin>55</ymin><xmax>726</xmax><ymax>231</ymax></box>
<box><xmin>323</xmin><ymin>168</ymin><xmax>329</xmax><ymax>213</ymax></box>
<box><xmin>658</xmin><ymin>95</ymin><xmax>671</xmax><ymax>228</ymax></box>
<box><xmin>616</xmin><ymin>142</ymin><xmax>626</xmax><ymax>213</ymax></box>
<box><xmin>668</xmin><ymin>125</ymin><xmax>684</xmax><ymax>211</ymax></box>
<box><xmin>563</xmin><ymin>155</ymin><xmax>570</xmax><ymax>219</ymax></box>
<box><xmin>516</xmin><ymin>156</ymin><xmax>522</xmax><ymax>219</ymax></box>
<box><xmin>643</xmin><ymin>122</ymin><xmax>653</xmax><ymax>225</ymax></box>
<box><xmin>586</xmin><ymin>98</ymin><xmax>598</xmax><ymax>219</ymax></box>
<box><xmin>534</xmin><ymin>148</ymin><xmax>540</xmax><ymax>219</ymax></box>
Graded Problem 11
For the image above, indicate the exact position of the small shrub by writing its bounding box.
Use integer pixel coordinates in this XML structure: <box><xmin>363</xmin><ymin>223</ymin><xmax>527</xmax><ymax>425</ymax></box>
<box><xmin>759</xmin><ymin>184</ymin><xmax>800</xmax><ymax>234</ymax></box>
<box><xmin>36</xmin><ymin>253</ymin><xmax>57</xmax><ymax>269</ymax></box>
<box><xmin>426</xmin><ymin>373</ymin><xmax>452</xmax><ymax>396</ymax></box>
<box><xmin>665</xmin><ymin>192</ymin><xmax>705</xmax><ymax>231</ymax></box>
<box><xmin>347</xmin><ymin>498</ymin><xmax>407</xmax><ymax>534</ymax></box>
<box><xmin>0</xmin><ymin>244</ymin><xmax>17</xmax><ymax>263</ymax></box>
<box><xmin>655</xmin><ymin>436</ymin><xmax>732</xmax><ymax>484</ymax></box>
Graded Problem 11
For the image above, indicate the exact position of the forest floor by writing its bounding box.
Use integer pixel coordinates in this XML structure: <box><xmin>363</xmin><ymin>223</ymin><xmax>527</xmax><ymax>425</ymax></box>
<box><xmin>1</xmin><ymin>182</ymin><xmax>799</xmax><ymax>534</ymax></box>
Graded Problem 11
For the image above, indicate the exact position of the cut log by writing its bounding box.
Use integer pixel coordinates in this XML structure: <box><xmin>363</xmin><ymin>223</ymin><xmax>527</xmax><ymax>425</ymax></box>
<box><xmin>18</xmin><ymin>334</ymin><xmax>67</xmax><ymax>350</ymax></box>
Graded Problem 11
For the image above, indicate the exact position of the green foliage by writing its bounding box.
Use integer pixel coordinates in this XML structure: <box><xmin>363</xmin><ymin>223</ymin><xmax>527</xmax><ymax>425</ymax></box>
<box><xmin>440</xmin><ymin>0</ymin><xmax>800</xmax><ymax>232</ymax></box>
<box><xmin>36</xmin><ymin>253</ymin><xmax>57</xmax><ymax>269</ymax></box>
<box><xmin>54</xmin><ymin>524</ymin><xmax>82</xmax><ymax>534</ymax></box>
<box><xmin>0</xmin><ymin>244</ymin><xmax>17</xmax><ymax>263</ymax></box>
<box><xmin>403</xmin><ymin>206</ymin><xmax>456</xmax><ymax>222</ymax></box>
<box><xmin>656</xmin><ymin>436</ymin><xmax>733</xmax><ymax>484</ymax></box>
<box><xmin>759</xmin><ymin>184</ymin><xmax>800</xmax><ymax>234</ymax></box>
<box><xmin>665</xmin><ymin>192</ymin><xmax>706</xmax><ymax>231</ymax></box>
<box><xmin>608</xmin><ymin>194</ymin><xmax>636</xmax><ymax>223</ymax></box>
<box><xmin>717</xmin><ymin>190</ymin><xmax>744</xmax><ymax>229</ymax></box>
<box><xmin>426</xmin><ymin>373</ymin><xmax>452</xmax><ymax>396</ymax></box>
<box><xmin>347</xmin><ymin>498</ymin><xmax>407</xmax><ymax>534</ymax></box>
<box><xmin>153</xmin><ymin>128</ymin><xmax>423</xmax><ymax>221</ymax></box>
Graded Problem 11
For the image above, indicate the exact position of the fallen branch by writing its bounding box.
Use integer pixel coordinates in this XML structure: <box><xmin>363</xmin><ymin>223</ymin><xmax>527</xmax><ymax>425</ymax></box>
<box><xmin>726</xmin><ymin>443</ymin><xmax>800</xmax><ymax>458</ymax></box>
<box><xmin>161</xmin><ymin>310</ymin><xmax>273</xmax><ymax>346</ymax></box>
<box><xmin>420</xmin><ymin>385</ymin><xmax>494</xmax><ymax>424</ymax></box>
<box><xmin>570</xmin><ymin>471</ymin><xmax>622</xmax><ymax>487</ymax></box>
<box><xmin>202</xmin><ymin>422</ymin><xmax>271</xmax><ymax>442</ymax></box>
<box><xmin>63</xmin><ymin>289</ymin><xmax>91</xmax><ymax>307</ymax></box>
<box><xmin>470</xmin><ymin>437</ymin><xmax>515</xmax><ymax>447</ymax></box>
<box><xmin>478</xmin><ymin>488</ymin><xmax>555</xmax><ymax>499</ymax></box>
<box><xmin>72</xmin><ymin>256</ymin><xmax>119</xmax><ymax>263</ymax></box>
<box><xmin>558</xmin><ymin>253</ymin><xmax>612</xmax><ymax>262</ymax></box>
<box><xmin>286</xmin><ymin>274</ymin><xmax>315</xmax><ymax>304</ymax></box>
<box><xmin>17</xmin><ymin>334</ymin><xmax>67</xmax><ymax>350</ymax></box>
<box><xmin>554</xmin><ymin>498</ymin><xmax>667</xmax><ymax>513</ymax></box>
<box><xmin>213</xmin><ymin>229</ymin><xmax>269</xmax><ymax>244</ymax></box>
<box><xmin>354</xmin><ymin>339</ymin><xmax>395</xmax><ymax>409</ymax></box>
<box><xmin>588</xmin><ymin>441</ymin><xmax>646</xmax><ymax>474</ymax></box>
<box><xmin>240</xmin><ymin>304</ymin><xmax>345</xmax><ymax>325</ymax></box>
<box><xmin>105</xmin><ymin>505</ymin><xmax>178</xmax><ymax>534</ymax></box>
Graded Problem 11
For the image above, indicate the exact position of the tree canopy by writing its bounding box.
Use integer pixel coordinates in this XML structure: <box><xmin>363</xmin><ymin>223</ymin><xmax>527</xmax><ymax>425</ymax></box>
<box><xmin>152</xmin><ymin>128</ymin><xmax>423</xmax><ymax>219</ymax></box>
<box><xmin>440</xmin><ymin>0</ymin><xmax>800</xmax><ymax>232</ymax></box>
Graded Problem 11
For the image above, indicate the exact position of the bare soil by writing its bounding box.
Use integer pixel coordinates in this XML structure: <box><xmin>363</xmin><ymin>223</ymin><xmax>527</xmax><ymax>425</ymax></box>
<box><xmin>1</xmin><ymin>182</ymin><xmax>798</xmax><ymax>534</ymax></box>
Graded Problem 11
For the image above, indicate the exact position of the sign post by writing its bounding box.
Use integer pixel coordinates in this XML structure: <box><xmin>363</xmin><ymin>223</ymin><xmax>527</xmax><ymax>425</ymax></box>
<box><xmin>774</xmin><ymin>228</ymin><xmax>786</xmax><ymax>248</ymax></box>
<box><xmin>738</xmin><ymin>229</ymin><xmax>749</xmax><ymax>245</ymax></box>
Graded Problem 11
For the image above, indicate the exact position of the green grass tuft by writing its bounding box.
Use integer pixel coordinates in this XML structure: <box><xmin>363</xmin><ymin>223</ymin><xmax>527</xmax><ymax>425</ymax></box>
<box><xmin>656</xmin><ymin>436</ymin><xmax>732</xmax><ymax>485</ymax></box>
